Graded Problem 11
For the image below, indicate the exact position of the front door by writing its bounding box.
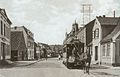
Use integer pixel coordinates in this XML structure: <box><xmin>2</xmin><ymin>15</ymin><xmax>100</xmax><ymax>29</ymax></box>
<box><xmin>95</xmin><ymin>46</ymin><xmax>98</xmax><ymax>61</ymax></box>
<box><xmin>11</xmin><ymin>51</ymin><xmax>18</xmax><ymax>61</ymax></box>
<box><xmin>1</xmin><ymin>43</ymin><xmax>5</xmax><ymax>60</ymax></box>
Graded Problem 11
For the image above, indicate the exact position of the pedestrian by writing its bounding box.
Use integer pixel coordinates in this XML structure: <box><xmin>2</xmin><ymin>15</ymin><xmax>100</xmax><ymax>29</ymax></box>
<box><xmin>83</xmin><ymin>51</ymin><xmax>91</xmax><ymax>74</ymax></box>
<box><xmin>43</xmin><ymin>48</ymin><xmax>47</xmax><ymax>60</ymax></box>
<box><xmin>58</xmin><ymin>54</ymin><xmax>61</xmax><ymax>60</ymax></box>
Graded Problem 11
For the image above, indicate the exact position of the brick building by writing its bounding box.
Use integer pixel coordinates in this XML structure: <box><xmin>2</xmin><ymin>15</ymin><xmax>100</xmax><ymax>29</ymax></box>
<box><xmin>11</xmin><ymin>26</ymin><xmax>34</xmax><ymax>60</ymax></box>
<box><xmin>11</xmin><ymin>31</ymin><xmax>27</xmax><ymax>61</ymax></box>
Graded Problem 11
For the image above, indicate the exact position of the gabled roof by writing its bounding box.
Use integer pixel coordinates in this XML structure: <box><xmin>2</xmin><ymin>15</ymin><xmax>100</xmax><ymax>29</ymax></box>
<box><xmin>11</xmin><ymin>26</ymin><xmax>34</xmax><ymax>40</ymax></box>
<box><xmin>0</xmin><ymin>8</ymin><xmax>12</xmax><ymax>24</ymax></box>
<box><xmin>22</xmin><ymin>26</ymin><xmax>28</xmax><ymax>34</ymax></box>
<box><xmin>97</xmin><ymin>17</ymin><xmax>119</xmax><ymax>26</ymax></box>
<box><xmin>11</xmin><ymin>31</ymin><xmax>27</xmax><ymax>51</ymax></box>
<box><xmin>22</xmin><ymin>26</ymin><xmax>34</xmax><ymax>40</ymax></box>
<box><xmin>101</xmin><ymin>18</ymin><xmax>120</xmax><ymax>43</ymax></box>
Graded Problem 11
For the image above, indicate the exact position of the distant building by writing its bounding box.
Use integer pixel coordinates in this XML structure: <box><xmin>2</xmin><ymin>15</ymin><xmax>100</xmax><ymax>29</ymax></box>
<box><xmin>34</xmin><ymin>42</ymin><xmax>37</xmax><ymax>59</ymax></box>
<box><xmin>11</xmin><ymin>31</ymin><xmax>27</xmax><ymax>61</ymax></box>
<box><xmin>38</xmin><ymin>43</ymin><xmax>51</xmax><ymax>58</ymax></box>
<box><xmin>11</xmin><ymin>26</ymin><xmax>34</xmax><ymax>60</ymax></box>
<box><xmin>0</xmin><ymin>8</ymin><xmax>12</xmax><ymax>60</ymax></box>
<box><xmin>34</xmin><ymin>42</ymin><xmax>41</xmax><ymax>59</ymax></box>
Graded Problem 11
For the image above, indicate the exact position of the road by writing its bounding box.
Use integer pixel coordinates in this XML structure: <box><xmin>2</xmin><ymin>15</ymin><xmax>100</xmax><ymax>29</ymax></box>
<box><xmin>0</xmin><ymin>58</ymin><xmax>120</xmax><ymax>77</ymax></box>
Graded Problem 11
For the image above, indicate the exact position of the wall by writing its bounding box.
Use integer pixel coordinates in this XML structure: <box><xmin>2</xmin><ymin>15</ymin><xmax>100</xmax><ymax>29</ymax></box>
<box><xmin>11</xmin><ymin>26</ymin><xmax>34</xmax><ymax>60</ymax></box>
<box><xmin>115</xmin><ymin>35</ymin><xmax>120</xmax><ymax>65</ymax></box>
<box><xmin>92</xmin><ymin>18</ymin><xmax>102</xmax><ymax>63</ymax></box>
<box><xmin>77</xmin><ymin>28</ymin><xmax>86</xmax><ymax>52</ymax></box>
<box><xmin>101</xmin><ymin>43</ymin><xmax>112</xmax><ymax>65</ymax></box>
<box><xmin>0</xmin><ymin>11</ymin><xmax>11</xmax><ymax>60</ymax></box>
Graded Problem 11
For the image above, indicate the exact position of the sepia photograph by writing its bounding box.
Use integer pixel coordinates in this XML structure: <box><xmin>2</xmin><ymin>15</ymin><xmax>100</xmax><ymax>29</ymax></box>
<box><xmin>0</xmin><ymin>0</ymin><xmax>120</xmax><ymax>77</ymax></box>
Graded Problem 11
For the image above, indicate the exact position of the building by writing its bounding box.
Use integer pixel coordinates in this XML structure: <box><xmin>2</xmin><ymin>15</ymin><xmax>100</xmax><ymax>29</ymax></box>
<box><xmin>77</xmin><ymin>27</ymin><xmax>85</xmax><ymax>53</ymax></box>
<box><xmin>34</xmin><ymin>42</ymin><xmax>37</xmax><ymax>59</ymax></box>
<box><xmin>0</xmin><ymin>8</ymin><xmax>12</xmax><ymax>60</ymax></box>
<box><xmin>63</xmin><ymin>21</ymin><xmax>79</xmax><ymax>45</ymax></box>
<box><xmin>11</xmin><ymin>26</ymin><xmax>34</xmax><ymax>60</ymax></box>
<box><xmin>38</xmin><ymin>43</ymin><xmax>51</xmax><ymax>58</ymax></box>
<box><xmin>49</xmin><ymin>44</ymin><xmax>63</xmax><ymax>57</ymax></box>
<box><xmin>84</xmin><ymin>20</ymin><xmax>95</xmax><ymax>61</ymax></box>
<box><xmin>100</xmin><ymin>17</ymin><xmax>120</xmax><ymax>66</ymax></box>
<box><xmin>34</xmin><ymin>42</ymin><xmax>41</xmax><ymax>59</ymax></box>
<box><xmin>92</xmin><ymin>16</ymin><xmax>120</xmax><ymax>66</ymax></box>
<box><xmin>11</xmin><ymin>31</ymin><xmax>27</xmax><ymax>61</ymax></box>
<box><xmin>64</xmin><ymin>15</ymin><xmax>120</xmax><ymax>66</ymax></box>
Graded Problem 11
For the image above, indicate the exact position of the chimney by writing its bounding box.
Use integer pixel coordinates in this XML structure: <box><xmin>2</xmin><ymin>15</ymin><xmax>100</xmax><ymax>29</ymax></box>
<box><xmin>114</xmin><ymin>10</ymin><xmax>115</xmax><ymax>17</ymax></box>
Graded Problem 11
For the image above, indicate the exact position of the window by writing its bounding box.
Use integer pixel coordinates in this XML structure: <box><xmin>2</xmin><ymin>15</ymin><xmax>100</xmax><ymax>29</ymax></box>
<box><xmin>28</xmin><ymin>42</ymin><xmax>31</xmax><ymax>47</ymax></box>
<box><xmin>92</xmin><ymin>31</ymin><xmax>94</xmax><ymax>39</ymax></box>
<box><xmin>94</xmin><ymin>30</ymin><xmax>96</xmax><ymax>38</ymax></box>
<box><xmin>4</xmin><ymin>24</ymin><xmax>5</xmax><ymax>36</ymax></box>
<box><xmin>106</xmin><ymin>43</ymin><xmax>110</xmax><ymax>56</ymax></box>
<box><xmin>93</xmin><ymin>28</ymin><xmax>99</xmax><ymax>39</ymax></box>
<box><xmin>1</xmin><ymin>21</ymin><xmax>3</xmax><ymax>35</ymax></box>
<box><xmin>119</xmin><ymin>42</ymin><xmax>120</xmax><ymax>56</ymax></box>
<box><xmin>102</xmin><ymin>45</ymin><xmax>105</xmax><ymax>56</ymax></box>
<box><xmin>96</xmin><ymin>29</ymin><xmax>99</xmax><ymax>37</ymax></box>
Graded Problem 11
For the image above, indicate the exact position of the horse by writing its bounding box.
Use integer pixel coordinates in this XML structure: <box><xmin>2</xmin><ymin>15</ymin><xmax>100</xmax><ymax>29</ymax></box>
<box><xmin>83</xmin><ymin>52</ymin><xmax>91</xmax><ymax>74</ymax></box>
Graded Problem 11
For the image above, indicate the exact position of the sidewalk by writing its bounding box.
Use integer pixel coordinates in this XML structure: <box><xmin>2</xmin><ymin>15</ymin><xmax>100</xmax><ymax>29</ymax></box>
<box><xmin>13</xmin><ymin>60</ymin><xmax>40</xmax><ymax>67</ymax></box>
<box><xmin>89</xmin><ymin>64</ymin><xmax>120</xmax><ymax>77</ymax></box>
<box><xmin>0</xmin><ymin>59</ymin><xmax>41</xmax><ymax>68</ymax></box>
<box><xmin>0</xmin><ymin>60</ymin><xmax>14</xmax><ymax>68</ymax></box>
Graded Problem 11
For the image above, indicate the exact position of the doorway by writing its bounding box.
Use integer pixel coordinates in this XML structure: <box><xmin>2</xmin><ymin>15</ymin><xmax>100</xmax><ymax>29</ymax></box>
<box><xmin>1</xmin><ymin>43</ymin><xmax>5</xmax><ymax>60</ymax></box>
<box><xmin>11</xmin><ymin>51</ymin><xmax>18</xmax><ymax>61</ymax></box>
<box><xmin>95</xmin><ymin>46</ymin><xmax>98</xmax><ymax>61</ymax></box>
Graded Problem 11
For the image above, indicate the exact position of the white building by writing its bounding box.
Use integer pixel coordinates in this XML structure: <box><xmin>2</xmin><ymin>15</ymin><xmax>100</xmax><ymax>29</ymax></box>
<box><xmin>0</xmin><ymin>8</ymin><xmax>12</xmax><ymax>60</ymax></box>
<box><xmin>92</xmin><ymin>16</ymin><xmax>120</xmax><ymax>66</ymax></box>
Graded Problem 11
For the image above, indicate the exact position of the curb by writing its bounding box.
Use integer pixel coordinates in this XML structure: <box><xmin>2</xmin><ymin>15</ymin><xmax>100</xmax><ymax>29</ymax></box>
<box><xmin>14</xmin><ymin>59</ymin><xmax>42</xmax><ymax>67</ymax></box>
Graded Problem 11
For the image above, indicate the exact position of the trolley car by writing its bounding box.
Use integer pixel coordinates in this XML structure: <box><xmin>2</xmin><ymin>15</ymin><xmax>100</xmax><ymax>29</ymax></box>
<box><xmin>63</xmin><ymin>38</ymin><xmax>84</xmax><ymax>69</ymax></box>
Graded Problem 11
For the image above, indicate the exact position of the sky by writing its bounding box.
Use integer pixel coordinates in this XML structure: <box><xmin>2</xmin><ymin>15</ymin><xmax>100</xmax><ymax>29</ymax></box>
<box><xmin>0</xmin><ymin>0</ymin><xmax>120</xmax><ymax>45</ymax></box>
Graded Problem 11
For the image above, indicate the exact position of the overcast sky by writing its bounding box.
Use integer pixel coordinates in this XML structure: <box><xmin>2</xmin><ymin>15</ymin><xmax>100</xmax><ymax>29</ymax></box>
<box><xmin>0</xmin><ymin>0</ymin><xmax>120</xmax><ymax>45</ymax></box>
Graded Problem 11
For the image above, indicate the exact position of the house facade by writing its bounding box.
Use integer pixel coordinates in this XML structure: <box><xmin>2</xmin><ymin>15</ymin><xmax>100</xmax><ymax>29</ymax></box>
<box><xmin>100</xmin><ymin>18</ymin><xmax>120</xmax><ymax>66</ymax></box>
<box><xmin>34</xmin><ymin>43</ymin><xmax>41</xmax><ymax>59</ymax></box>
<box><xmin>11</xmin><ymin>31</ymin><xmax>27</xmax><ymax>61</ymax></box>
<box><xmin>92</xmin><ymin>16</ymin><xmax>120</xmax><ymax>65</ymax></box>
<box><xmin>63</xmin><ymin>21</ymin><xmax>79</xmax><ymax>45</ymax></box>
<box><xmin>11</xmin><ymin>26</ymin><xmax>34</xmax><ymax>60</ymax></box>
<box><xmin>0</xmin><ymin>8</ymin><xmax>12</xmax><ymax>60</ymax></box>
<box><xmin>85</xmin><ymin>20</ymin><xmax>95</xmax><ymax>61</ymax></box>
<box><xmin>77</xmin><ymin>27</ymin><xmax>85</xmax><ymax>53</ymax></box>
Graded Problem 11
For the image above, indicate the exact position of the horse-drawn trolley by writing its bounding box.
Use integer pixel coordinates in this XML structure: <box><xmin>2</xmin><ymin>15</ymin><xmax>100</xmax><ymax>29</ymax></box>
<box><xmin>63</xmin><ymin>38</ymin><xmax>85</xmax><ymax>69</ymax></box>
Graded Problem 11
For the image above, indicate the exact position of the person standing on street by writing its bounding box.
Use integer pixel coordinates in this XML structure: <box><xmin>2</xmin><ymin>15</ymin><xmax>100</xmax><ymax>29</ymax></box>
<box><xmin>58</xmin><ymin>54</ymin><xmax>61</xmax><ymax>60</ymax></box>
<box><xmin>43</xmin><ymin>48</ymin><xmax>47</xmax><ymax>60</ymax></box>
